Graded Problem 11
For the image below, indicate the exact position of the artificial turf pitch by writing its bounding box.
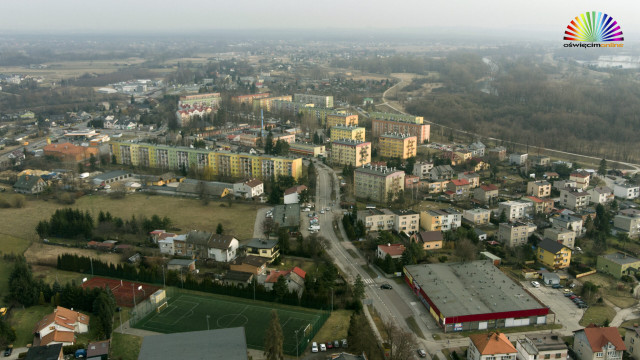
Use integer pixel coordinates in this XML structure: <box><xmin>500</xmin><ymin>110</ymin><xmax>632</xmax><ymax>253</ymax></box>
<box><xmin>132</xmin><ymin>292</ymin><xmax>326</xmax><ymax>354</ymax></box>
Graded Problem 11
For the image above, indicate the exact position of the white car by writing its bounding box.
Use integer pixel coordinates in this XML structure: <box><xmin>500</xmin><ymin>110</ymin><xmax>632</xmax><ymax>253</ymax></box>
<box><xmin>320</xmin><ymin>210</ymin><xmax>325</xmax><ymax>214</ymax></box>
<box><xmin>320</xmin><ymin>343</ymin><xmax>327</xmax><ymax>352</ymax></box>
<box><xmin>311</xmin><ymin>342</ymin><xmax>318</xmax><ymax>353</ymax></box>
<box><xmin>531</xmin><ymin>281</ymin><xmax>540</xmax><ymax>288</ymax></box>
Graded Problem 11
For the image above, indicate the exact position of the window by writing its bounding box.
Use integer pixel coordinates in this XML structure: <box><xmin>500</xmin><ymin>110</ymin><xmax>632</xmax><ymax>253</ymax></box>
<box><xmin>596</xmin><ymin>352</ymin><xmax>603</xmax><ymax>357</ymax></box>
<box><xmin>555</xmin><ymin>354</ymin><xmax>561</xmax><ymax>358</ymax></box>
<box><xmin>544</xmin><ymin>355</ymin><xmax>550</xmax><ymax>359</ymax></box>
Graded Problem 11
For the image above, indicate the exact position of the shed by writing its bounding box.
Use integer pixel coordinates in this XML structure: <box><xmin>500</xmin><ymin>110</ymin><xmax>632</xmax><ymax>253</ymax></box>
<box><xmin>167</xmin><ymin>259</ymin><xmax>196</xmax><ymax>272</ymax></box>
<box><xmin>86</xmin><ymin>339</ymin><xmax>110</xmax><ymax>360</ymax></box>
<box><xmin>541</xmin><ymin>272</ymin><xmax>561</xmax><ymax>285</ymax></box>
<box><xmin>480</xmin><ymin>251</ymin><xmax>501</xmax><ymax>266</ymax></box>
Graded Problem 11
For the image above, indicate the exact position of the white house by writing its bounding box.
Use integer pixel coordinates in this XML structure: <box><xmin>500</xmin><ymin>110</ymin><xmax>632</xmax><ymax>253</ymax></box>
<box><xmin>509</xmin><ymin>153</ymin><xmax>528</xmax><ymax>166</ymax></box>
<box><xmin>468</xmin><ymin>333</ymin><xmax>517</xmax><ymax>360</ymax></box>
<box><xmin>551</xmin><ymin>214</ymin><xmax>584</xmax><ymax>235</ymax></box>
<box><xmin>589</xmin><ymin>186</ymin><xmax>614</xmax><ymax>204</ymax></box>
<box><xmin>233</xmin><ymin>179</ymin><xmax>264</xmax><ymax>199</ymax></box>
<box><xmin>413</xmin><ymin>162</ymin><xmax>434</xmax><ymax>179</ymax></box>
<box><xmin>573</xmin><ymin>327</ymin><xmax>625</xmax><ymax>360</ymax></box>
<box><xmin>516</xmin><ymin>334</ymin><xmax>568</xmax><ymax>360</ymax></box>
<box><xmin>613</xmin><ymin>183</ymin><xmax>640</xmax><ymax>200</ymax></box>
<box><xmin>498</xmin><ymin>201</ymin><xmax>531</xmax><ymax>222</ymax></box>
<box><xmin>283</xmin><ymin>185</ymin><xmax>307</xmax><ymax>204</ymax></box>
<box><xmin>207</xmin><ymin>234</ymin><xmax>240</xmax><ymax>262</ymax></box>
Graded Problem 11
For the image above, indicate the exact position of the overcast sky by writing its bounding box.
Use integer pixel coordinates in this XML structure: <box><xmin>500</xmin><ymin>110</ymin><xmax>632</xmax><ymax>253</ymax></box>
<box><xmin>1</xmin><ymin>0</ymin><xmax>638</xmax><ymax>38</ymax></box>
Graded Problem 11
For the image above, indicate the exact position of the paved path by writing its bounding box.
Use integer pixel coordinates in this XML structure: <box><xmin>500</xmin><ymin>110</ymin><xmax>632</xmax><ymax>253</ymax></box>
<box><xmin>253</xmin><ymin>207</ymin><xmax>271</xmax><ymax>239</ymax></box>
<box><xmin>114</xmin><ymin>320</ymin><xmax>161</xmax><ymax>337</ymax></box>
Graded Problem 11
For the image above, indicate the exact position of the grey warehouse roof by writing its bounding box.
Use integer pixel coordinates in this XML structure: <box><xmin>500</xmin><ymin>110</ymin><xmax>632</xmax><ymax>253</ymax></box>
<box><xmin>138</xmin><ymin>327</ymin><xmax>248</xmax><ymax>360</ymax></box>
<box><xmin>405</xmin><ymin>260</ymin><xmax>545</xmax><ymax>318</ymax></box>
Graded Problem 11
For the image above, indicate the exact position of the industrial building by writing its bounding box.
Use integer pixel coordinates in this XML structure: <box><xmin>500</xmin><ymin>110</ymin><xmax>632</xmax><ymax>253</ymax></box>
<box><xmin>404</xmin><ymin>261</ymin><xmax>549</xmax><ymax>332</ymax></box>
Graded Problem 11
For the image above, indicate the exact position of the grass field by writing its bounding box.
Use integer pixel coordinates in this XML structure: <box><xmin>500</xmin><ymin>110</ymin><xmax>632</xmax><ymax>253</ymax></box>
<box><xmin>10</xmin><ymin>305</ymin><xmax>54</xmax><ymax>347</ymax></box>
<box><xmin>1</xmin><ymin>193</ymin><xmax>262</xmax><ymax>258</ymax></box>
<box><xmin>110</xmin><ymin>332</ymin><xmax>142</xmax><ymax>360</ymax></box>
<box><xmin>579</xmin><ymin>305</ymin><xmax>616</xmax><ymax>327</ymax></box>
<box><xmin>312</xmin><ymin>310</ymin><xmax>352</xmax><ymax>343</ymax></box>
<box><xmin>133</xmin><ymin>292</ymin><xmax>327</xmax><ymax>355</ymax></box>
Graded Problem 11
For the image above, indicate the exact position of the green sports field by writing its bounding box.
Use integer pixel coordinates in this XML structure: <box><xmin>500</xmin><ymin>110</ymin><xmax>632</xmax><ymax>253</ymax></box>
<box><xmin>132</xmin><ymin>292</ymin><xmax>328</xmax><ymax>355</ymax></box>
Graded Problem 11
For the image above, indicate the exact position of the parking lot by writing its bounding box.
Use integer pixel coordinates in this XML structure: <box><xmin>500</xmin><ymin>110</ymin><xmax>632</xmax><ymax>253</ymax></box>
<box><xmin>522</xmin><ymin>281</ymin><xmax>585</xmax><ymax>333</ymax></box>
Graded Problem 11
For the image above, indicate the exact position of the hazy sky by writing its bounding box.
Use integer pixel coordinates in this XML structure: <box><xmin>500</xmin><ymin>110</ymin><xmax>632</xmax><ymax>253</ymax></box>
<box><xmin>1</xmin><ymin>0</ymin><xmax>638</xmax><ymax>38</ymax></box>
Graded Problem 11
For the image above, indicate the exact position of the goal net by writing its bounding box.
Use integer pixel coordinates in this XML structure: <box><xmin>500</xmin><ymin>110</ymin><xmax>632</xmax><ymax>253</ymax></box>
<box><xmin>156</xmin><ymin>301</ymin><xmax>168</xmax><ymax>313</ymax></box>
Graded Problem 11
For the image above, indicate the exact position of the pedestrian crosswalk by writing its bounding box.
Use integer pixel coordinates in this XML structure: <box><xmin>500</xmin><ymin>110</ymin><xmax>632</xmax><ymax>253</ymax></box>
<box><xmin>364</xmin><ymin>278</ymin><xmax>375</xmax><ymax>285</ymax></box>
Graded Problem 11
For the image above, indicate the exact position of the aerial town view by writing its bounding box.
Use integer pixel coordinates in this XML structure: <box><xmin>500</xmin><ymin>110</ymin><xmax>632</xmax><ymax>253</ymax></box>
<box><xmin>0</xmin><ymin>1</ymin><xmax>639</xmax><ymax>360</ymax></box>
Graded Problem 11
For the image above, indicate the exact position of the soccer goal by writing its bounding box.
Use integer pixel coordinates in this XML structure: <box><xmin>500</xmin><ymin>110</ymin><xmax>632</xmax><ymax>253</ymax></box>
<box><xmin>156</xmin><ymin>301</ymin><xmax>169</xmax><ymax>313</ymax></box>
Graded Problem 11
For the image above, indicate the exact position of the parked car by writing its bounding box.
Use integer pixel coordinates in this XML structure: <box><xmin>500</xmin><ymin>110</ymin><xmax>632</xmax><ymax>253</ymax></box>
<box><xmin>578</xmin><ymin>304</ymin><xmax>588</xmax><ymax>309</ymax></box>
<box><xmin>564</xmin><ymin>292</ymin><xmax>574</xmax><ymax>297</ymax></box>
<box><xmin>381</xmin><ymin>283</ymin><xmax>393</xmax><ymax>290</ymax></box>
<box><xmin>312</xmin><ymin>342</ymin><xmax>319</xmax><ymax>353</ymax></box>
<box><xmin>327</xmin><ymin>341</ymin><xmax>333</xmax><ymax>349</ymax></box>
<box><xmin>334</xmin><ymin>340</ymin><xmax>340</xmax><ymax>348</ymax></box>
<box><xmin>570</xmin><ymin>295</ymin><xmax>577</xmax><ymax>300</ymax></box>
<box><xmin>417</xmin><ymin>349</ymin><xmax>427</xmax><ymax>358</ymax></box>
<box><xmin>320</xmin><ymin>343</ymin><xmax>327</xmax><ymax>352</ymax></box>
<box><xmin>341</xmin><ymin>339</ymin><xmax>348</xmax><ymax>348</ymax></box>
<box><xmin>563</xmin><ymin>289</ymin><xmax>572</xmax><ymax>293</ymax></box>
<box><xmin>552</xmin><ymin>284</ymin><xmax>562</xmax><ymax>289</ymax></box>
<box><xmin>531</xmin><ymin>281</ymin><xmax>540</xmax><ymax>288</ymax></box>
<box><xmin>4</xmin><ymin>346</ymin><xmax>12</xmax><ymax>357</ymax></box>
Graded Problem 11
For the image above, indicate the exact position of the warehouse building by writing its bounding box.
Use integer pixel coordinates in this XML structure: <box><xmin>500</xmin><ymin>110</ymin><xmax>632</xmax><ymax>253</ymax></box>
<box><xmin>404</xmin><ymin>261</ymin><xmax>549</xmax><ymax>332</ymax></box>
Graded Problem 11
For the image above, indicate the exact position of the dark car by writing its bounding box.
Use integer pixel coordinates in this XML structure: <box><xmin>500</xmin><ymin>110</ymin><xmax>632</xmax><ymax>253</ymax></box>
<box><xmin>564</xmin><ymin>292</ymin><xmax>574</xmax><ymax>297</ymax></box>
<box><xmin>4</xmin><ymin>347</ymin><xmax>12</xmax><ymax>357</ymax></box>
<box><xmin>381</xmin><ymin>283</ymin><xmax>393</xmax><ymax>290</ymax></box>
<box><xmin>552</xmin><ymin>284</ymin><xmax>562</xmax><ymax>289</ymax></box>
<box><xmin>334</xmin><ymin>340</ymin><xmax>340</xmax><ymax>348</ymax></box>
<box><xmin>578</xmin><ymin>304</ymin><xmax>588</xmax><ymax>309</ymax></box>
<box><xmin>417</xmin><ymin>349</ymin><xmax>427</xmax><ymax>358</ymax></box>
<box><xmin>341</xmin><ymin>339</ymin><xmax>348</xmax><ymax>348</ymax></box>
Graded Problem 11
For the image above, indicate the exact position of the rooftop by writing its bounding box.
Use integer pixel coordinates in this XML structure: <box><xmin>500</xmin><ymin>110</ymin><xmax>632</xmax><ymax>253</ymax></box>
<box><xmin>519</xmin><ymin>333</ymin><xmax>566</xmax><ymax>354</ymax></box>
<box><xmin>537</xmin><ymin>238</ymin><xmax>568</xmax><ymax>254</ymax></box>
<box><xmin>600</xmin><ymin>252</ymin><xmax>640</xmax><ymax>265</ymax></box>
<box><xmin>332</xmin><ymin>138</ymin><xmax>370</xmax><ymax>146</ymax></box>
<box><xmin>138</xmin><ymin>327</ymin><xmax>248</xmax><ymax>360</ymax></box>
<box><xmin>575</xmin><ymin>326</ymin><xmax>626</xmax><ymax>352</ymax></box>
<box><xmin>405</xmin><ymin>261</ymin><xmax>546</xmax><ymax>318</ymax></box>
<box><xmin>272</xmin><ymin>203</ymin><xmax>301</xmax><ymax>228</ymax></box>
<box><xmin>355</xmin><ymin>165</ymin><xmax>404</xmax><ymax>177</ymax></box>
<box><xmin>25</xmin><ymin>344</ymin><xmax>63</xmax><ymax>360</ymax></box>
<box><xmin>380</xmin><ymin>132</ymin><xmax>416</xmax><ymax>140</ymax></box>
<box><xmin>469</xmin><ymin>332</ymin><xmax>517</xmax><ymax>355</ymax></box>
<box><xmin>246</xmin><ymin>238</ymin><xmax>279</xmax><ymax>249</ymax></box>
<box><xmin>377</xmin><ymin>244</ymin><xmax>406</xmax><ymax>257</ymax></box>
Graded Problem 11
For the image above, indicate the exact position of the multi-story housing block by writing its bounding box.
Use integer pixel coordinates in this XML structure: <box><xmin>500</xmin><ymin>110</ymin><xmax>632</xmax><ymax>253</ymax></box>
<box><xmin>326</xmin><ymin>113</ymin><xmax>358</xmax><ymax>128</ymax></box>
<box><xmin>516</xmin><ymin>333</ymin><xmax>568</xmax><ymax>360</ymax></box>
<box><xmin>544</xmin><ymin>227</ymin><xmax>576</xmax><ymax>248</ymax></box>
<box><xmin>560</xmin><ymin>188</ymin><xmax>590</xmax><ymax>210</ymax></box>
<box><xmin>463</xmin><ymin>208</ymin><xmax>491</xmax><ymax>226</ymax></box>
<box><xmin>498</xmin><ymin>222</ymin><xmax>537</xmax><ymax>247</ymax></box>
<box><xmin>420</xmin><ymin>208</ymin><xmax>462</xmax><ymax>231</ymax></box>
<box><xmin>379</xmin><ymin>133</ymin><xmax>417</xmax><ymax>159</ymax></box>
<box><xmin>527</xmin><ymin>180</ymin><xmax>552</xmax><ymax>198</ymax></box>
<box><xmin>370</xmin><ymin>112</ymin><xmax>430</xmax><ymax>143</ymax></box>
<box><xmin>293</xmin><ymin>93</ymin><xmax>334</xmax><ymax>108</ymax></box>
<box><xmin>109</xmin><ymin>141</ymin><xmax>302</xmax><ymax>180</ymax></box>
<box><xmin>330</xmin><ymin>139</ymin><xmax>371</xmax><ymax>167</ymax></box>
<box><xmin>498</xmin><ymin>201</ymin><xmax>531</xmax><ymax>222</ymax></box>
<box><xmin>330</xmin><ymin>124</ymin><xmax>365</xmax><ymax>141</ymax></box>
<box><xmin>354</xmin><ymin>165</ymin><xmax>405</xmax><ymax>203</ymax></box>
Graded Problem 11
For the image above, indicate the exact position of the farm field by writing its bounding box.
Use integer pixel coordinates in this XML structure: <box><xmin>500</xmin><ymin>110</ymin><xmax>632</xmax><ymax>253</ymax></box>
<box><xmin>133</xmin><ymin>292</ymin><xmax>328</xmax><ymax>355</ymax></box>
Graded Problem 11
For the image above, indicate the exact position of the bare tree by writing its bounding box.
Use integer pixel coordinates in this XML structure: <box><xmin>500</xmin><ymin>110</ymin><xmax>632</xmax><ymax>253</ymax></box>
<box><xmin>262</xmin><ymin>217</ymin><xmax>276</xmax><ymax>239</ymax></box>
<box><xmin>454</xmin><ymin>238</ymin><xmax>477</xmax><ymax>262</ymax></box>
<box><xmin>382</xmin><ymin>320</ymin><xmax>418</xmax><ymax>360</ymax></box>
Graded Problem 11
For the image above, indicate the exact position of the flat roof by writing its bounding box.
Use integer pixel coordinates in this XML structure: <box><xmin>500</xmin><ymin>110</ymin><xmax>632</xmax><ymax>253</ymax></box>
<box><xmin>601</xmin><ymin>252</ymin><xmax>640</xmax><ymax>265</ymax></box>
<box><xmin>138</xmin><ymin>327</ymin><xmax>248</xmax><ymax>360</ymax></box>
<box><xmin>405</xmin><ymin>260</ymin><xmax>545</xmax><ymax>318</ymax></box>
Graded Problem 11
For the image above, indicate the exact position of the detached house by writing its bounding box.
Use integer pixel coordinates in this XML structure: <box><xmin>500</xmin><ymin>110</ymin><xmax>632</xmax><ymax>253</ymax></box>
<box><xmin>185</xmin><ymin>231</ymin><xmax>239</xmax><ymax>262</ymax></box>
<box><xmin>527</xmin><ymin>181</ymin><xmax>551</xmax><ymax>198</ymax></box>
<box><xmin>447</xmin><ymin>179</ymin><xmax>471</xmax><ymax>197</ymax></box>
<box><xmin>14</xmin><ymin>174</ymin><xmax>47</xmax><ymax>194</ymax></box>
<box><xmin>283</xmin><ymin>185</ymin><xmax>307</xmax><ymax>204</ymax></box>
<box><xmin>474</xmin><ymin>184</ymin><xmax>499</xmax><ymax>204</ymax></box>
<box><xmin>589</xmin><ymin>187</ymin><xmax>614</xmax><ymax>204</ymax></box>
<box><xmin>429</xmin><ymin>165</ymin><xmax>454</xmax><ymax>181</ymax></box>
<box><xmin>34</xmin><ymin>306</ymin><xmax>89</xmax><ymax>346</ymax></box>
<box><xmin>377</xmin><ymin>243</ymin><xmax>406</xmax><ymax>259</ymax></box>
<box><xmin>536</xmin><ymin>238</ymin><xmax>571</xmax><ymax>269</ymax></box>
<box><xmin>560</xmin><ymin>188</ymin><xmax>590</xmax><ymax>211</ymax></box>
<box><xmin>245</xmin><ymin>238</ymin><xmax>280</xmax><ymax>262</ymax></box>
<box><xmin>468</xmin><ymin>332</ymin><xmax>517</xmax><ymax>360</ymax></box>
<box><xmin>233</xmin><ymin>179</ymin><xmax>264</xmax><ymax>199</ymax></box>
<box><xmin>263</xmin><ymin>267</ymin><xmax>307</xmax><ymax>296</ymax></box>
<box><xmin>458</xmin><ymin>172</ymin><xmax>480</xmax><ymax>188</ymax></box>
<box><xmin>570</xmin><ymin>172</ymin><xmax>591</xmax><ymax>190</ymax></box>
<box><xmin>411</xmin><ymin>231</ymin><xmax>443</xmax><ymax>251</ymax></box>
<box><xmin>573</xmin><ymin>326</ymin><xmax>625</xmax><ymax>360</ymax></box>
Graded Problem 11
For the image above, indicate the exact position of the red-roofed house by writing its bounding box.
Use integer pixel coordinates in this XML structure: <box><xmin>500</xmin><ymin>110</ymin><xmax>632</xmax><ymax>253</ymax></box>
<box><xmin>376</xmin><ymin>244</ymin><xmax>406</xmax><ymax>260</ymax></box>
<box><xmin>263</xmin><ymin>267</ymin><xmax>306</xmax><ymax>296</ymax></box>
<box><xmin>570</xmin><ymin>172</ymin><xmax>591</xmax><ymax>190</ymax></box>
<box><xmin>284</xmin><ymin>185</ymin><xmax>308</xmax><ymax>204</ymax></box>
<box><xmin>468</xmin><ymin>332</ymin><xmax>517</xmax><ymax>360</ymax></box>
<box><xmin>447</xmin><ymin>179</ymin><xmax>471</xmax><ymax>197</ymax></box>
<box><xmin>474</xmin><ymin>184</ymin><xmax>499</xmax><ymax>204</ymax></box>
<box><xmin>573</xmin><ymin>326</ymin><xmax>626</xmax><ymax>360</ymax></box>
<box><xmin>458</xmin><ymin>172</ymin><xmax>481</xmax><ymax>188</ymax></box>
<box><xmin>34</xmin><ymin>306</ymin><xmax>89</xmax><ymax>346</ymax></box>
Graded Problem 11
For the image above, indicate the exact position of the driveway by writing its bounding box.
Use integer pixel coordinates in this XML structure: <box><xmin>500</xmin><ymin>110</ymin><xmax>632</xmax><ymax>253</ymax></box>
<box><xmin>253</xmin><ymin>207</ymin><xmax>272</xmax><ymax>239</ymax></box>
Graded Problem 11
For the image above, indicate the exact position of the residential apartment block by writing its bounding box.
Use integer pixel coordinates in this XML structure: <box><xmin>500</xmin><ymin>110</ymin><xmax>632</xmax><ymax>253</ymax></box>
<box><xmin>330</xmin><ymin>124</ymin><xmax>365</xmax><ymax>141</ymax></box>
<box><xmin>559</xmin><ymin>188</ymin><xmax>590</xmax><ymax>210</ymax></box>
<box><xmin>354</xmin><ymin>165</ymin><xmax>405</xmax><ymax>203</ymax></box>
<box><xmin>370</xmin><ymin>112</ymin><xmax>430</xmax><ymax>143</ymax></box>
<box><xmin>543</xmin><ymin>227</ymin><xmax>576</xmax><ymax>248</ymax></box>
<box><xmin>463</xmin><ymin>208</ymin><xmax>491</xmax><ymax>226</ymax></box>
<box><xmin>288</xmin><ymin>143</ymin><xmax>325</xmax><ymax>157</ymax></box>
<box><xmin>413</xmin><ymin>162</ymin><xmax>434</xmax><ymax>178</ymax></box>
<box><xmin>613</xmin><ymin>183</ymin><xmax>640</xmax><ymax>200</ymax></box>
<box><xmin>498</xmin><ymin>201</ymin><xmax>531</xmax><ymax>222</ymax></box>
<box><xmin>429</xmin><ymin>165</ymin><xmax>455</xmax><ymax>181</ymax></box>
<box><xmin>613</xmin><ymin>209</ymin><xmax>640</xmax><ymax>238</ymax></box>
<box><xmin>570</xmin><ymin>172</ymin><xmax>591</xmax><ymax>190</ymax></box>
<box><xmin>109</xmin><ymin>141</ymin><xmax>302</xmax><ymax>180</ymax></box>
<box><xmin>589</xmin><ymin>186</ymin><xmax>614</xmax><ymax>204</ymax></box>
<box><xmin>522</xmin><ymin>196</ymin><xmax>554</xmax><ymax>214</ymax></box>
<box><xmin>330</xmin><ymin>139</ymin><xmax>371</xmax><ymax>167</ymax></box>
<box><xmin>527</xmin><ymin>180</ymin><xmax>551</xmax><ymax>198</ymax></box>
<box><xmin>378</xmin><ymin>133</ymin><xmax>417</xmax><ymax>159</ymax></box>
<box><xmin>252</xmin><ymin>95</ymin><xmax>293</xmax><ymax>112</ymax></box>
<box><xmin>498</xmin><ymin>222</ymin><xmax>537</xmax><ymax>247</ymax></box>
<box><xmin>623</xmin><ymin>325</ymin><xmax>640</xmax><ymax>360</ymax></box>
<box><xmin>231</xmin><ymin>92</ymin><xmax>271</xmax><ymax>105</ymax></box>
<box><xmin>551</xmin><ymin>214</ymin><xmax>584</xmax><ymax>235</ymax></box>
<box><xmin>509</xmin><ymin>153</ymin><xmax>528</xmax><ymax>166</ymax></box>
<box><xmin>393</xmin><ymin>209</ymin><xmax>420</xmax><ymax>234</ymax></box>
<box><xmin>357</xmin><ymin>208</ymin><xmax>396</xmax><ymax>232</ymax></box>
<box><xmin>326</xmin><ymin>113</ymin><xmax>358</xmax><ymax>128</ymax></box>
<box><xmin>458</xmin><ymin>172</ymin><xmax>480</xmax><ymax>188</ymax></box>
<box><xmin>293</xmin><ymin>93</ymin><xmax>334</xmax><ymax>108</ymax></box>
<box><xmin>420</xmin><ymin>208</ymin><xmax>462</xmax><ymax>231</ymax></box>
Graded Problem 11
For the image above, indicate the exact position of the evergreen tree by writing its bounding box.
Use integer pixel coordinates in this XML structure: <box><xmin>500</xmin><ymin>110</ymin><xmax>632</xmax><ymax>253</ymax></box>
<box><xmin>499</xmin><ymin>209</ymin><xmax>508</xmax><ymax>223</ymax></box>
<box><xmin>264</xmin><ymin>310</ymin><xmax>284</xmax><ymax>360</ymax></box>
<box><xmin>598</xmin><ymin>158</ymin><xmax>607</xmax><ymax>176</ymax></box>
<box><xmin>265</xmin><ymin>131</ymin><xmax>274</xmax><ymax>154</ymax></box>
<box><xmin>353</xmin><ymin>275</ymin><xmax>365</xmax><ymax>300</ymax></box>
<box><xmin>216</xmin><ymin>223</ymin><xmax>224</xmax><ymax>235</ymax></box>
<box><xmin>273</xmin><ymin>276</ymin><xmax>288</xmax><ymax>301</ymax></box>
<box><xmin>92</xmin><ymin>291</ymin><xmax>116</xmax><ymax>340</ymax></box>
<box><xmin>8</xmin><ymin>257</ymin><xmax>38</xmax><ymax>306</ymax></box>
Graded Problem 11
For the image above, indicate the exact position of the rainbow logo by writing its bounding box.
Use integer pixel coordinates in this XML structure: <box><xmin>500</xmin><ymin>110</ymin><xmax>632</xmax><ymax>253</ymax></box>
<box><xmin>563</xmin><ymin>12</ymin><xmax>624</xmax><ymax>42</ymax></box>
